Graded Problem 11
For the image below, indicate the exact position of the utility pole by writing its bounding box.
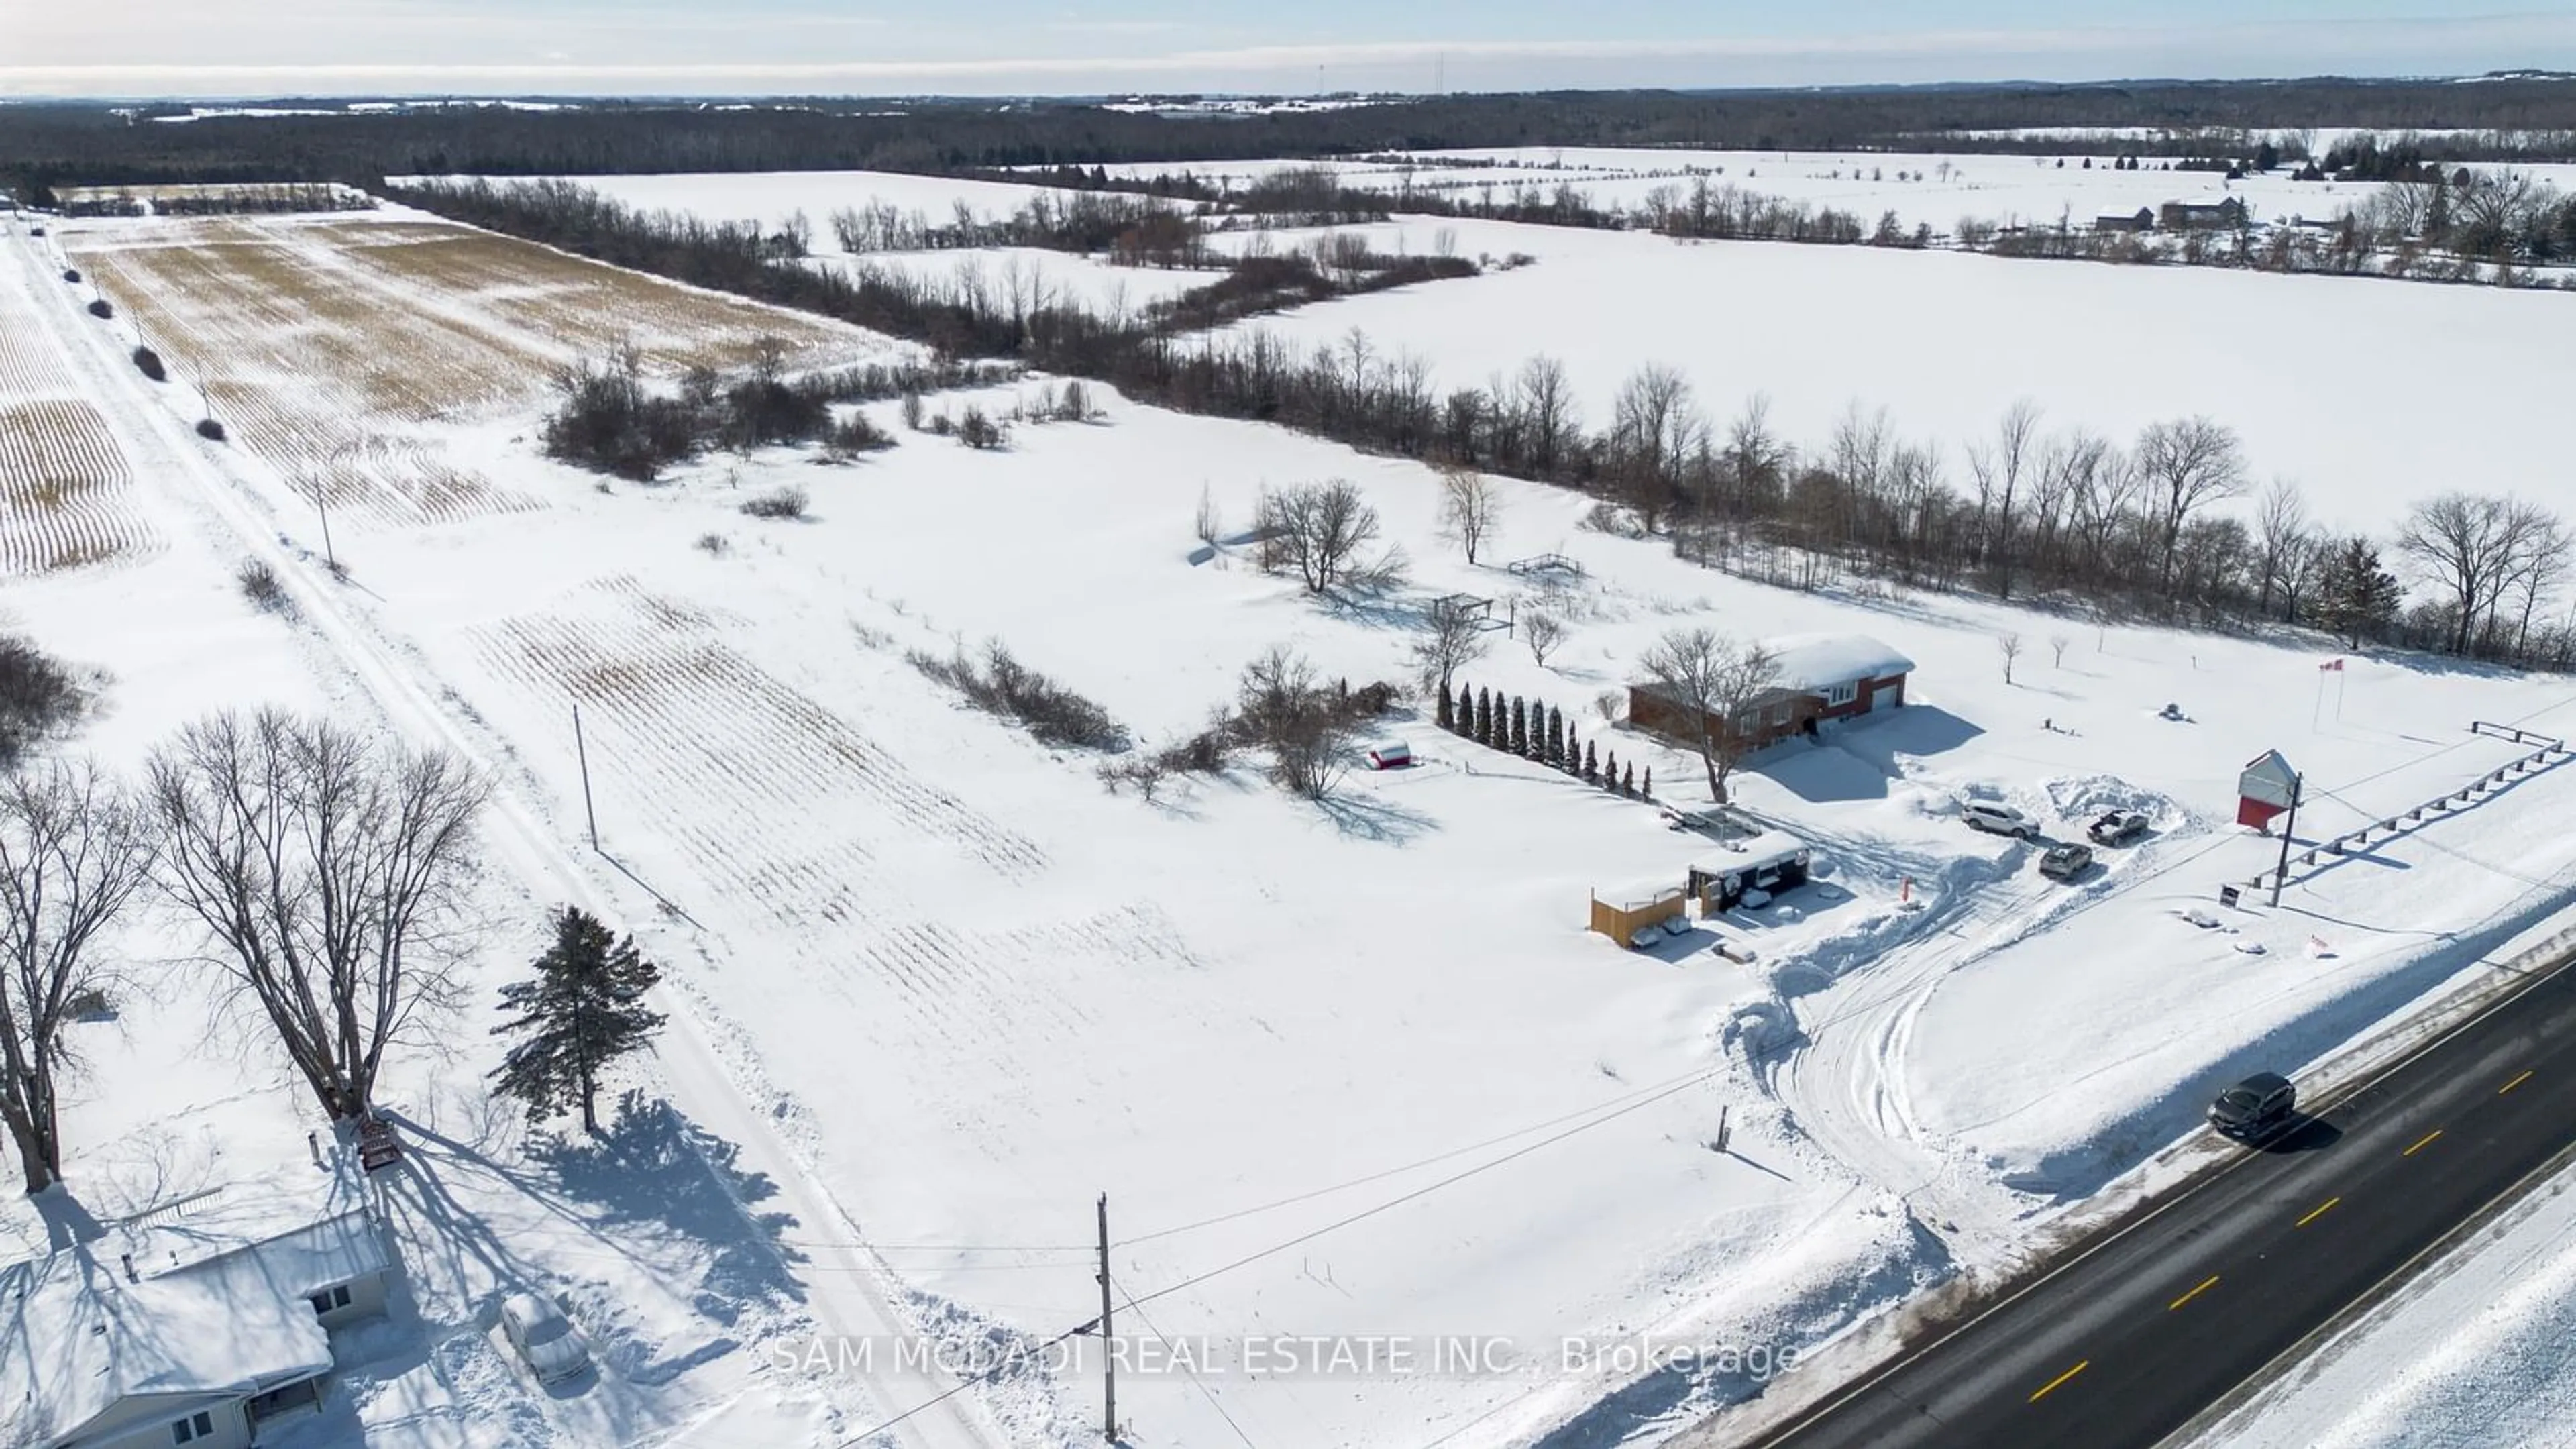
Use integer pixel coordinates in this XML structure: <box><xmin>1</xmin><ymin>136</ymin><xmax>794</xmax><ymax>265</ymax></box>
<box><xmin>573</xmin><ymin>703</ymin><xmax>600</xmax><ymax>852</ymax></box>
<box><xmin>2269</xmin><ymin>773</ymin><xmax>2302</xmax><ymax>909</ymax></box>
<box><xmin>1096</xmin><ymin>1193</ymin><xmax>1116</xmax><ymax>1442</ymax></box>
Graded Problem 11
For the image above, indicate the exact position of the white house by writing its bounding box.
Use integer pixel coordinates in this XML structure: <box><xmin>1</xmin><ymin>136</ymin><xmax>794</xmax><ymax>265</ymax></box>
<box><xmin>2</xmin><ymin>1167</ymin><xmax>397</xmax><ymax>1448</ymax></box>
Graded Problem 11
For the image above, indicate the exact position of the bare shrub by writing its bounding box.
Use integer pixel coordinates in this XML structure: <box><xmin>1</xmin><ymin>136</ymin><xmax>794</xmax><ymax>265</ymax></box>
<box><xmin>195</xmin><ymin>418</ymin><xmax>227</xmax><ymax>442</ymax></box>
<box><xmin>0</xmin><ymin>637</ymin><xmax>85</xmax><ymax>767</ymax></box>
<box><xmin>1232</xmin><ymin>645</ymin><xmax>1362</xmax><ymax>800</ymax></box>
<box><xmin>1194</xmin><ymin>486</ymin><xmax>1223</xmax><ymax>548</ymax></box>
<box><xmin>740</xmin><ymin>485</ymin><xmax>810</xmax><ymax>520</ymax></box>
<box><xmin>1523</xmin><ymin>610</ymin><xmax>1568</xmax><ymax>665</ymax></box>
<box><xmin>131</xmin><ymin>346</ymin><xmax>166</xmax><ymax>382</ymax></box>
<box><xmin>85</xmin><ymin>299</ymin><xmax>112</xmax><ymax>320</ymax></box>
<box><xmin>235</xmin><ymin>559</ymin><xmax>287</xmax><ymax>612</ymax></box>
<box><xmin>822</xmin><ymin>411</ymin><xmax>896</xmax><ymax>460</ymax></box>
<box><xmin>694</xmin><ymin>532</ymin><xmax>732</xmax><ymax>557</ymax></box>
<box><xmin>957</xmin><ymin>406</ymin><xmax>1008</xmax><ymax>450</ymax></box>
<box><xmin>1057</xmin><ymin>380</ymin><xmax>1095</xmax><ymax>422</ymax></box>
<box><xmin>908</xmin><ymin>639</ymin><xmax>1130</xmax><ymax>751</ymax></box>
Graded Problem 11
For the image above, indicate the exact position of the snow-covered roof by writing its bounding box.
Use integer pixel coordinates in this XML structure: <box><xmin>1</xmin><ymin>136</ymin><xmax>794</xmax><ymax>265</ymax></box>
<box><xmin>1</xmin><ymin>1247</ymin><xmax>333</xmax><ymax>1444</ymax></box>
<box><xmin>1765</xmin><ymin>634</ymin><xmax>1915</xmax><ymax>693</ymax></box>
<box><xmin>112</xmin><ymin>1165</ymin><xmax>390</xmax><ymax>1296</ymax></box>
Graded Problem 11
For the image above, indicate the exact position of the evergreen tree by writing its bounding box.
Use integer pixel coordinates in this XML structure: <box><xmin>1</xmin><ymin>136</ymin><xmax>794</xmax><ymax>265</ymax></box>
<box><xmin>1564</xmin><ymin>731</ymin><xmax>1579</xmax><ymax>773</ymax></box>
<box><xmin>491</xmin><ymin>906</ymin><xmax>667</xmax><ymax>1134</ymax></box>
<box><xmin>1621</xmin><ymin>762</ymin><xmax>1636</xmax><ymax>795</ymax></box>
<box><xmin>1475</xmin><ymin>688</ymin><xmax>1493</xmax><ymax>745</ymax></box>
<box><xmin>1603</xmin><ymin>749</ymin><xmax>1617</xmax><ymax>788</ymax></box>
<box><xmin>1547</xmin><ymin>706</ymin><xmax>1565</xmax><ymax>765</ymax></box>
<box><xmin>1456</xmin><ymin>682</ymin><xmax>1474</xmax><ymax>734</ymax></box>
<box><xmin>1642</xmin><ymin>766</ymin><xmax>1652</xmax><ymax>798</ymax></box>
<box><xmin>1436</xmin><ymin>682</ymin><xmax>1454</xmax><ymax>732</ymax></box>
<box><xmin>2314</xmin><ymin>536</ymin><xmax>2403</xmax><ymax>648</ymax></box>
<box><xmin>1511</xmin><ymin>697</ymin><xmax>1528</xmax><ymax>756</ymax></box>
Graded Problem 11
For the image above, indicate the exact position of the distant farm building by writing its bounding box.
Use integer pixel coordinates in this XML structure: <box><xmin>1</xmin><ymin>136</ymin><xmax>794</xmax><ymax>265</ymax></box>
<box><xmin>1629</xmin><ymin>633</ymin><xmax>1915</xmax><ymax>755</ymax></box>
<box><xmin>2159</xmin><ymin>196</ymin><xmax>2249</xmax><ymax>229</ymax></box>
<box><xmin>2094</xmin><ymin>206</ymin><xmax>2155</xmax><ymax>233</ymax></box>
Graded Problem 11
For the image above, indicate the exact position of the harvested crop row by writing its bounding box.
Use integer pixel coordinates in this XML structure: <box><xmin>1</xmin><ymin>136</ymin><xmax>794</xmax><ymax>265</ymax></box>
<box><xmin>0</xmin><ymin>400</ymin><xmax>158</xmax><ymax>574</ymax></box>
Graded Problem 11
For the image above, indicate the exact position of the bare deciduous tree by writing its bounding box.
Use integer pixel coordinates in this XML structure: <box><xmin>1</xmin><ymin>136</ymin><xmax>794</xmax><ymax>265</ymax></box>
<box><xmin>1967</xmin><ymin>398</ymin><xmax>2043</xmax><ymax>599</ymax></box>
<box><xmin>2049</xmin><ymin>634</ymin><xmax>2071</xmax><ymax>667</ymax></box>
<box><xmin>148</xmin><ymin>710</ymin><xmax>488</xmax><ymax>1123</ymax></box>
<box><xmin>1234</xmin><ymin>647</ymin><xmax>1359</xmax><ymax>800</ymax></box>
<box><xmin>1436</xmin><ymin>465</ymin><xmax>1503</xmax><ymax>564</ymax></box>
<box><xmin>1256</xmin><ymin>480</ymin><xmax>1402</xmax><ymax>594</ymax></box>
<box><xmin>2254</xmin><ymin>476</ymin><xmax>2312</xmax><ymax>621</ymax></box>
<box><xmin>0</xmin><ymin>761</ymin><xmax>154</xmax><ymax>1195</ymax></box>
<box><xmin>1412</xmin><ymin>602</ymin><xmax>1491</xmax><ymax>698</ymax></box>
<box><xmin>1997</xmin><ymin>632</ymin><xmax>2024</xmax><ymax>683</ymax></box>
<box><xmin>2135</xmin><ymin>417</ymin><xmax>2247</xmax><ymax>594</ymax></box>
<box><xmin>1522</xmin><ymin>610</ymin><xmax>1568</xmax><ymax>666</ymax></box>
<box><xmin>2396</xmin><ymin>492</ymin><xmax>2526</xmax><ymax>656</ymax></box>
<box><xmin>1518</xmin><ymin>354</ymin><xmax>1576</xmax><ymax>476</ymax></box>
<box><xmin>1637</xmin><ymin>627</ymin><xmax>1780</xmax><ymax>804</ymax></box>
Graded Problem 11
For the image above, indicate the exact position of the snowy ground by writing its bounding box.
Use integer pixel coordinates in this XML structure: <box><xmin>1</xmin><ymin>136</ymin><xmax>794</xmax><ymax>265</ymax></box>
<box><xmin>1197</xmin><ymin>211</ymin><xmax>2576</xmax><ymax>534</ymax></box>
<box><xmin>10</xmin><ymin>193</ymin><xmax>2576</xmax><ymax>1449</ymax></box>
<box><xmin>1084</xmin><ymin>144</ymin><xmax>2576</xmax><ymax>232</ymax></box>
<box><xmin>2189</xmin><ymin>1153</ymin><xmax>2576</xmax><ymax>1449</ymax></box>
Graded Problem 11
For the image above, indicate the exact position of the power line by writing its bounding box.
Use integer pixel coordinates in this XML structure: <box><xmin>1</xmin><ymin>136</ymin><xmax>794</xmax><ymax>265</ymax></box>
<box><xmin>1119</xmin><ymin>1284</ymin><xmax>1259</xmax><ymax>1448</ymax></box>
<box><xmin>1126</xmin><ymin>1067</ymin><xmax>1723</xmax><ymax>1314</ymax></box>
<box><xmin>1124</xmin><ymin>1059</ymin><xmax>1739</xmax><ymax>1246</ymax></box>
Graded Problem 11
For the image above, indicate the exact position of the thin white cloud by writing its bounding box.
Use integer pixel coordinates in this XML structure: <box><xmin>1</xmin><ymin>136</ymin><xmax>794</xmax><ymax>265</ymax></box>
<box><xmin>5</xmin><ymin>13</ymin><xmax>2572</xmax><ymax>97</ymax></box>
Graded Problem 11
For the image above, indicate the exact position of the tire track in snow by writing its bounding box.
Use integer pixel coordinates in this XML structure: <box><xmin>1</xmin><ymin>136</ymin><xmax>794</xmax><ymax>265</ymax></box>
<box><xmin>6</xmin><ymin>223</ymin><xmax>1010</xmax><ymax>1449</ymax></box>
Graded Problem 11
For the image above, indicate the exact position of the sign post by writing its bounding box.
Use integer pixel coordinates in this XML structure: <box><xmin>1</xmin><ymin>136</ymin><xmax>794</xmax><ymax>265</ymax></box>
<box><xmin>2270</xmin><ymin>773</ymin><xmax>2303</xmax><ymax>908</ymax></box>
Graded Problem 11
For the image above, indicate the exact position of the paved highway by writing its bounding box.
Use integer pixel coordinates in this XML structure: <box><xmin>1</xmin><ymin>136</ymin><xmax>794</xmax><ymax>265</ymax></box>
<box><xmin>1748</xmin><ymin>945</ymin><xmax>2576</xmax><ymax>1449</ymax></box>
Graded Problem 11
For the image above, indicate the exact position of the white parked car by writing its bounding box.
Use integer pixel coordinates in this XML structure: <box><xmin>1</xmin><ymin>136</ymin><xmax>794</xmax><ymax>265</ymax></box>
<box><xmin>500</xmin><ymin>1292</ymin><xmax>592</xmax><ymax>1384</ymax></box>
<box><xmin>1960</xmin><ymin>800</ymin><xmax>2039</xmax><ymax>839</ymax></box>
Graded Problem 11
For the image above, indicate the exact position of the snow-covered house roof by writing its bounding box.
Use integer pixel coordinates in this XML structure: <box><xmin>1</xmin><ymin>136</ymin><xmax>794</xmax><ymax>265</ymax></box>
<box><xmin>1</xmin><ymin>1247</ymin><xmax>334</xmax><ymax>1445</ymax></box>
<box><xmin>112</xmin><ymin>1166</ymin><xmax>390</xmax><ymax>1296</ymax></box>
<box><xmin>0</xmin><ymin>1165</ymin><xmax>392</xmax><ymax>1444</ymax></box>
<box><xmin>1766</xmin><ymin>634</ymin><xmax>1915</xmax><ymax>694</ymax></box>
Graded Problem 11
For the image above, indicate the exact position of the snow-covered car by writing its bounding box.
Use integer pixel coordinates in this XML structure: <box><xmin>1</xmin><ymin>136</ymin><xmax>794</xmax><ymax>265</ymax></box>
<box><xmin>1662</xmin><ymin>806</ymin><xmax>1723</xmax><ymax>832</ymax></box>
<box><xmin>500</xmin><ymin>1293</ymin><xmax>592</xmax><ymax>1384</ymax></box>
<box><xmin>2039</xmin><ymin>842</ymin><xmax>2094</xmax><ymax>881</ymax></box>
<box><xmin>2087</xmin><ymin>811</ymin><xmax>2149</xmax><ymax>846</ymax></box>
<box><xmin>1960</xmin><ymin>801</ymin><xmax>2038</xmax><ymax>839</ymax></box>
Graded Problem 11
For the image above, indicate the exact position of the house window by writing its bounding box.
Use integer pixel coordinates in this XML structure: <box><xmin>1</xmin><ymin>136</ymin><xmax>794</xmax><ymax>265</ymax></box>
<box><xmin>172</xmin><ymin>1410</ymin><xmax>216</xmax><ymax>1444</ymax></box>
<box><xmin>1823</xmin><ymin>681</ymin><xmax>1858</xmax><ymax>707</ymax></box>
<box><xmin>310</xmin><ymin>1282</ymin><xmax>354</xmax><ymax>1315</ymax></box>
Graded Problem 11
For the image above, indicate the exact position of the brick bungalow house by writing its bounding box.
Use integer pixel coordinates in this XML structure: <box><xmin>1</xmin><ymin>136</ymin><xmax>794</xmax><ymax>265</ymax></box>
<box><xmin>1629</xmin><ymin>633</ymin><xmax>1915</xmax><ymax>754</ymax></box>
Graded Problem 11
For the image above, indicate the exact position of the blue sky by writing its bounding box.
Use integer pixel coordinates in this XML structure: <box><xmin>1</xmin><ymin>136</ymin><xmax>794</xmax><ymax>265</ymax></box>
<box><xmin>5</xmin><ymin>3</ymin><xmax>2573</xmax><ymax>98</ymax></box>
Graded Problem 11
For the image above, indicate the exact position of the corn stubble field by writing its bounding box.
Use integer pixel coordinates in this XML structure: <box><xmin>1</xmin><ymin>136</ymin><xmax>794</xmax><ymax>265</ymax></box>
<box><xmin>63</xmin><ymin>215</ymin><xmax>871</xmax><ymax>531</ymax></box>
<box><xmin>0</xmin><ymin>263</ymin><xmax>156</xmax><ymax>575</ymax></box>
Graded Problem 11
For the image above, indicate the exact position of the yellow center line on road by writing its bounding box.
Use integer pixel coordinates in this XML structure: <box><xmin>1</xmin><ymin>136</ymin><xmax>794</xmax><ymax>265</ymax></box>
<box><xmin>2502</xmin><ymin>1069</ymin><xmax>2536</xmax><ymax>1095</ymax></box>
<box><xmin>2405</xmin><ymin>1129</ymin><xmax>2445</xmax><ymax>1157</ymax></box>
<box><xmin>2168</xmin><ymin>1275</ymin><xmax>2221</xmax><ymax>1311</ymax></box>
<box><xmin>2296</xmin><ymin>1197</ymin><xmax>2342</xmax><ymax>1228</ymax></box>
<box><xmin>2028</xmin><ymin>1360</ymin><xmax>2090</xmax><ymax>1404</ymax></box>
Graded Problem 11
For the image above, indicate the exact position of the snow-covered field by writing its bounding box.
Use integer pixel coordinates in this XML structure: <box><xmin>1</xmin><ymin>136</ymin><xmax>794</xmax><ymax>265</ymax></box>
<box><xmin>1087</xmin><ymin>144</ymin><xmax>2576</xmax><ymax>231</ymax></box>
<box><xmin>9</xmin><ymin>186</ymin><xmax>2576</xmax><ymax>1449</ymax></box>
<box><xmin>1198</xmin><ymin>212</ymin><xmax>2576</xmax><ymax>534</ymax></box>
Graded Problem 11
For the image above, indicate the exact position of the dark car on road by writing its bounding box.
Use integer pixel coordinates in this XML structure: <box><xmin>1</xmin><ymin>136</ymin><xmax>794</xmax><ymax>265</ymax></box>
<box><xmin>2208</xmin><ymin>1072</ymin><xmax>2297</xmax><ymax>1139</ymax></box>
<box><xmin>2088</xmin><ymin>810</ymin><xmax>2150</xmax><ymax>846</ymax></box>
